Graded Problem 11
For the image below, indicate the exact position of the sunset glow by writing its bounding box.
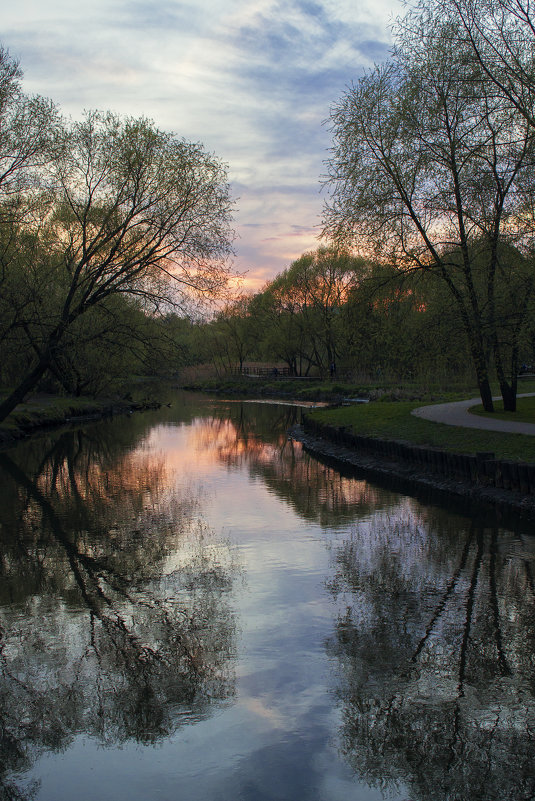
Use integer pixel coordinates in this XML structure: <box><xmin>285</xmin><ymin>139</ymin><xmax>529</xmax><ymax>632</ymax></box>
<box><xmin>4</xmin><ymin>0</ymin><xmax>402</xmax><ymax>287</ymax></box>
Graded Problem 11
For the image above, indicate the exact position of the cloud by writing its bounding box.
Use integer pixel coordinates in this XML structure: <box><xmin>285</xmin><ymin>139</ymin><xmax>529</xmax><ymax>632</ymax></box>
<box><xmin>2</xmin><ymin>0</ymin><xmax>402</xmax><ymax>286</ymax></box>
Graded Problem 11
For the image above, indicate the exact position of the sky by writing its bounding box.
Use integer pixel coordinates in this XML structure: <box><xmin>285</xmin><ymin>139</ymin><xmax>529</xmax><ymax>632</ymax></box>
<box><xmin>4</xmin><ymin>0</ymin><xmax>402</xmax><ymax>292</ymax></box>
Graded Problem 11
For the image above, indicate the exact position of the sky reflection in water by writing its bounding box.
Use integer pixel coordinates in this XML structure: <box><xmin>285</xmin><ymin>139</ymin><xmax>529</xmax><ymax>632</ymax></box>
<box><xmin>0</xmin><ymin>393</ymin><xmax>534</xmax><ymax>801</ymax></box>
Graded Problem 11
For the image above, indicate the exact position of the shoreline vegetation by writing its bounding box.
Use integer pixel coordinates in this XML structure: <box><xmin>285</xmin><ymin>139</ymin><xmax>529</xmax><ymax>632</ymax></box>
<box><xmin>0</xmin><ymin>391</ymin><xmax>162</xmax><ymax>448</ymax></box>
<box><xmin>3</xmin><ymin>375</ymin><xmax>535</xmax><ymax>458</ymax></box>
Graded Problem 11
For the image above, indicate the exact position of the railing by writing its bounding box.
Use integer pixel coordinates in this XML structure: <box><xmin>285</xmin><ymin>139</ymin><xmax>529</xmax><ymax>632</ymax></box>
<box><xmin>227</xmin><ymin>367</ymin><xmax>315</xmax><ymax>378</ymax></box>
<box><xmin>241</xmin><ymin>367</ymin><xmax>291</xmax><ymax>377</ymax></box>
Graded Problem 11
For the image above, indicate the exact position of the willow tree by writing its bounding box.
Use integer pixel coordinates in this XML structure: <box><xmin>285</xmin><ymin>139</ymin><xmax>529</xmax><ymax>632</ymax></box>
<box><xmin>0</xmin><ymin>46</ymin><xmax>60</xmax><ymax>389</ymax></box>
<box><xmin>323</xmin><ymin>12</ymin><xmax>535</xmax><ymax>411</ymax></box>
<box><xmin>0</xmin><ymin>47</ymin><xmax>58</xmax><ymax>208</ymax></box>
<box><xmin>0</xmin><ymin>110</ymin><xmax>234</xmax><ymax>422</ymax></box>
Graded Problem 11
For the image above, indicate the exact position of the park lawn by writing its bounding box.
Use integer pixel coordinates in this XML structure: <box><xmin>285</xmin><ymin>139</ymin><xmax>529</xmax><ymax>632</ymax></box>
<box><xmin>310</xmin><ymin>400</ymin><xmax>535</xmax><ymax>462</ymax></box>
<box><xmin>470</xmin><ymin>393</ymin><xmax>535</xmax><ymax>424</ymax></box>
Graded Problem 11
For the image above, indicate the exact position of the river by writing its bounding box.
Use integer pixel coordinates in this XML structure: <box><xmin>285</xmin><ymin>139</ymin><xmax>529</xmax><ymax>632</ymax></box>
<box><xmin>0</xmin><ymin>391</ymin><xmax>534</xmax><ymax>801</ymax></box>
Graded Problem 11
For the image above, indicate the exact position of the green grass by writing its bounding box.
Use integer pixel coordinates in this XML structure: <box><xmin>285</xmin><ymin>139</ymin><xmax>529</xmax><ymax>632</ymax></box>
<box><xmin>310</xmin><ymin>399</ymin><xmax>535</xmax><ymax>462</ymax></box>
<box><xmin>470</xmin><ymin>392</ymin><xmax>535</xmax><ymax>424</ymax></box>
<box><xmin>0</xmin><ymin>390</ymin><xmax>157</xmax><ymax>442</ymax></box>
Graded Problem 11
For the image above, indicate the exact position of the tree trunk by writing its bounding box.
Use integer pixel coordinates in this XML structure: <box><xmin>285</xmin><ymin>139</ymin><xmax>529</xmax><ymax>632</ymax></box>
<box><xmin>493</xmin><ymin>336</ymin><xmax>517</xmax><ymax>412</ymax></box>
<box><xmin>478</xmin><ymin>375</ymin><xmax>495</xmax><ymax>413</ymax></box>
<box><xmin>469</xmin><ymin>336</ymin><xmax>494</xmax><ymax>412</ymax></box>
<box><xmin>0</xmin><ymin>356</ymin><xmax>50</xmax><ymax>423</ymax></box>
<box><xmin>499</xmin><ymin>380</ymin><xmax>516</xmax><ymax>412</ymax></box>
<box><xmin>471</xmin><ymin>347</ymin><xmax>494</xmax><ymax>412</ymax></box>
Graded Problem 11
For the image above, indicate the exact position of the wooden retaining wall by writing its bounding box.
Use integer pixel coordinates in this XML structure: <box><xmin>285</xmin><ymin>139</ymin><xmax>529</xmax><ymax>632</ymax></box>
<box><xmin>301</xmin><ymin>414</ymin><xmax>535</xmax><ymax>495</ymax></box>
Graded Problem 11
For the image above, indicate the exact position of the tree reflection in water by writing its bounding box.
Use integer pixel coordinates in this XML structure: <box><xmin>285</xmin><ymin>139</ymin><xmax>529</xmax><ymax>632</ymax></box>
<box><xmin>0</xmin><ymin>428</ymin><xmax>238</xmax><ymax>801</ymax></box>
<box><xmin>191</xmin><ymin>402</ymin><xmax>395</xmax><ymax>527</ymax></box>
<box><xmin>178</xmin><ymin>401</ymin><xmax>535</xmax><ymax>801</ymax></box>
<box><xmin>327</xmin><ymin>506</ymin><xmax>535</xmax><ymax>801</ymax></box>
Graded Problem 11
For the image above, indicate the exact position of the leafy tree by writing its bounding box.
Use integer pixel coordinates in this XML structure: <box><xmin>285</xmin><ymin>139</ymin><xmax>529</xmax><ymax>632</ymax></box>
<box><xmin>207</xmin><ymin>295</ymin><xmax>257</xmax><ymax>373</ymax></box>
<box><xmin>413</xmin><ymin>0</ymin><xmax>535</xmax><ymax>130</ymax></box>
<box><xmin>283</xmin><ymin>247</ymin><xmax>369</xmax><ymax>377</ymax></box>
<box><xmin>252</xmin><ymin>248</ymin><xmax>369</xmax><ymax>377</ymax></box>
<box><xmin>0</xmin><ymin>47</ymin><xmax>58</xmax><ymax>210</ymax></box>
<box><xmin>323</xmin><ymin>12</ymin><xmax>535</xmax><ymax>410</ymax></box>
<box><xmin>0</xmin><ymin>108</ymin><xmax>234</xmax><ymax>420</ymax></box>
<box><xmin>255</xmin><ymin>272</ymin><xmax>315</xmax><ymax>376</ymax></box>
<box><xmin>0</xmin><ymin>47</ymin><xmax>60</xmax><ymax>390</ymax></box>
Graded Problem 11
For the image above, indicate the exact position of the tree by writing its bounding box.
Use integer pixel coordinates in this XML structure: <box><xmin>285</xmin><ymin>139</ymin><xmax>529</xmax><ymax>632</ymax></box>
<box><xmin>208</xmin><ymin>295</ymin><xmax>257</xmax><ymax>373</ymax></box>
<box><xmin>0</xmin><ymin>109</ymin><xmax>234</xmax><ymax>422</ymax></box>
<box><xmin>252</xmin><ymin>277</ymin><xmax>312</xmax><ymax>376</ymax></box>
<box><xmin>323</xmin><ymin>15</ymin><xmax>535</xmax><ymax>410</ymax></box>
<box><xmin>0</xmin><ymin>47</ymin><xmax>60</xmax><ymax>392</ymax></box>
<box><xmin>0</xmin><ymin>46</ymin><xmax>58</xmax><ymax>210</ymax></box>
<box><xmin>282</xmin><ymin>247</ymin><xmax>369</xmax><ymax>377</ymax></box>
<box><xmin>411</xmin><ymin>0</ymin><xmax>535</xmax><ymax>130</ymax></box>
<box><xmin>253</xmin><ymin>248</ymin><xmax>369</xmax><ymax>377</ymax></box>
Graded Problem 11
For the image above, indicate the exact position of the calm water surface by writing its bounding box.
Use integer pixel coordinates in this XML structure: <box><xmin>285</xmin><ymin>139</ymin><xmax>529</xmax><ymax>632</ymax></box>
<box><xmin>1</xmin><ymin>392</ymin><xmax>534</xmax><ymax>801</ymax></box>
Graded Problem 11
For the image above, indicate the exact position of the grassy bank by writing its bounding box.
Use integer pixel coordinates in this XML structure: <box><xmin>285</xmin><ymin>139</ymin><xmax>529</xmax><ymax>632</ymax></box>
<box><xmin>0</xmin><ymin>390</ymin><xmax>161</xmax><ymax>446</ymax></box>
<box><xmin>310</xmin><ymin>395</ymin><xmax>535</xmax><ymax>462</ymax></box>
<box><xmin>186</xmin><ymin>375</ymin><xmax>535</xmax><ymax>461</ymax></box>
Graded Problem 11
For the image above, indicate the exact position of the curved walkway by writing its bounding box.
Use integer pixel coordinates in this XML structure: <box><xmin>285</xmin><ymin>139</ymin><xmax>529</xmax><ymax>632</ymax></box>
<box><xmin>412</xmin><ymin>393</ymin><xmax>535</xmax><ymax>436</ymax></box>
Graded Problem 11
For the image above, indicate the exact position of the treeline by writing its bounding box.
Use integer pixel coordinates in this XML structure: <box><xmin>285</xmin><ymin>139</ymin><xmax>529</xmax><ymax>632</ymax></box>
<box><xmin>0</xmin><ymin>47</ymin><xmax>234</xmax><ymax>422</ymax></box>
<box><xmin>196</xmin><ymin>245</ymin><xmax>534</xmax><ymax>384</ymax></box>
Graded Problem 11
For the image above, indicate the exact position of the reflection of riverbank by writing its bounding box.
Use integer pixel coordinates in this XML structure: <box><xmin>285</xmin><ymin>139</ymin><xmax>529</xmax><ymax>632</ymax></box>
<box><xmin>182</xmin><ymin>407</ymin><xmax>394</xmax><ymax>527</ymax></box>
<box><xmin>242</xmin><ymin>399</ymin><xmax>329</xmax><ymax>408</ymax></box>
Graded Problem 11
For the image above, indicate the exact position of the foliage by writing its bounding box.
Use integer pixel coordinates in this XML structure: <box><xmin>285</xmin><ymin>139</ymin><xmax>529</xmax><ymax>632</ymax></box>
<box><xmin>322</xmin><ymin>2</ymin><xmax>535</xmax><ymax>411</ymax></box>
<box><xmin>0</xmin><ymin>48</ymin><xmax>235</xmax><ymax>422</ymax></box>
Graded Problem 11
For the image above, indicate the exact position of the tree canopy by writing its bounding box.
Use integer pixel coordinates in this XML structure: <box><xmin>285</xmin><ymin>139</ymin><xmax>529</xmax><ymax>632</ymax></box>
<box><xmin>0</xmin><ymin>48</ymin><xmax>235</xmax><ymax>422</ymax></box>
<box><xmin>322</xmin><ymin>0</ymin><xmax>535</xmax><ymax>410</ymax></box>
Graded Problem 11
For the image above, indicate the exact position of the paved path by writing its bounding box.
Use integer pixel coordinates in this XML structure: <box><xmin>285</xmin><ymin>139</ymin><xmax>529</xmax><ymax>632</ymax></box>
<box><xmin>412</xmin><ymin>393</ymin><xmax>535</xmax><ymax>436</ymax></box>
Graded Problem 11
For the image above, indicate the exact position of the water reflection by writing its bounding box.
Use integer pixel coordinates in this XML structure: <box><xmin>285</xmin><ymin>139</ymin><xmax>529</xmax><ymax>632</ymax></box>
<box><xmin>0</xmin><ymin>427</ymin><xmax>237</xmax><ymax>801</ymax></box>
<box><xmin>327</xmin><ymin>507</ymin><xmax>535</xmax><ymax>801</ymax></box>
<box><xmin>1</xmin><ymin>397</ymin><xmax>535</xmax><ymax>801</ymax></box>
<box><xmin>190</xmin><ymin>403</ymin><xmax>396</xmax><ymax>527</ymax></box>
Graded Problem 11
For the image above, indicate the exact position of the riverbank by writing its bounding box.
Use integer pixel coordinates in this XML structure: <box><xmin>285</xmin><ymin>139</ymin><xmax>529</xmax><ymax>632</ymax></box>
<box><xmin>0</xmin><ymin>393</ymin><xmax>161</xmax><ymax>448</ymax></box>
<box><xmin>308</xmin><ymin>394</ymin><xmax>535</xmax><ymax>462</ymax></box>
<box><xmin>181</xmin><ymin>375</ymin><xmax>470</xmax><ymax>405</ymax></box>
<box><xmin>290</xmin><ymin>421</ymin><xmax>535</xmax><ymax>521</ymax></box>
<box><xmin>182</xmin><ymin>376</ymin><xmax>351</xmax><ymax>403</ymax></box>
